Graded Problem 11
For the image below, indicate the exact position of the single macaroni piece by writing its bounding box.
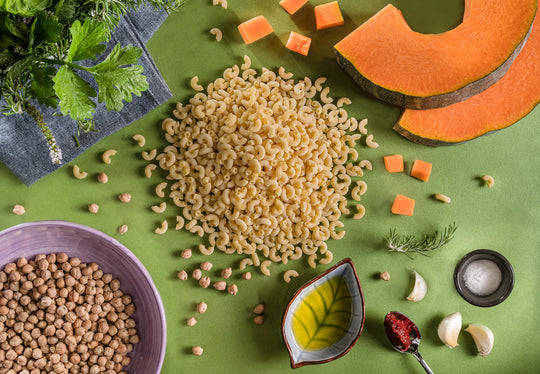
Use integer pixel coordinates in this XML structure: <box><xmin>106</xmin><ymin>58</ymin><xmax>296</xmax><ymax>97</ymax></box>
<box><xmin>144</xmin><ymin>164</ymin><xmax>156</xmax><ymax>178</ymax></box>
<box><xmin>319</xmin><ymin>250</ymin><xmax>333</xmax><ymax>264</ymax></box>
<box><xmin>260</xmin><ymin>260</ymin><xmax>271</xmax><ymax>276</ymax></box>
<box><xmin>176</xmin><ymin>216</ymin><xmax>185</xmax><ymax>230</ymax></box>
<box><xmin>283</xmin><ymin>269</ymin><xmax>299</xmax><ymax>283</ymax></box>
<box><xmin>481</xmin><ymin>175</ymin><xmax>495</xmax><ymax>188</ymax></box>
<box><xmin>353</xmin><ymin>204</ymin><xmax>366</xmax><ymax>219</ymax></box>
<box><xmin>72</xmin><ymin>165</ymin><xmax>88</xmax><ymax>179</ymax></box>
<box><xmin>199</xmin><ymin>244</ymin><xmax>215</xmax><ymax>256</ymax></box>
<box><xmin>210</xmin><ymin>27</ymin><xmax>223</xmax><ymax>42</ymax></box>
<box><xmin>132</xmin><ymin>134</ymin><xmax>146</xmax><ymax>147</ymax></box>
<box><xmin>151</xmin><ymin>202</ymin><xmax>167</xmax><ymax>213</ymax></box>
<box><xmin>307</xmin><ymin>253</ymin><xmax>317</xmax><ymax>269</ymax></box>
<box><xmin>155</xmin><ymin>182</ymin><xmax>167</xmax><ymax>198</ymax></box>
<box><xmin>190</xmin><ymin>76</ymin><xmax>204</xmax><ymax>91</ymax></box>
<box><xmin>365</xmin><ymin>134</ymin><xmax>379</xmax><ymax>148</ymax></box>
<box><xmin>278</xmin><ymin>66</ymin><xmax>293</xmax><ymax>80</ymax></box>
<box><xmin>336</xmin><ymin>97</ymin><xmax>351</xmax><ymax>107</ymax></box>
<box><xmin>155</xmin><ymin>220</ymin><xmax>168</xmax><ymax>234</ymax></box>
<box><xmin>239</xmin><ymin>258</ymin><xmax>253</xmax><ymax>270</ymax></box>
<box><xmin>240</xmin><ymin>55</ymin><xmax>252</xmax><ymax>70</ymax></box>
<box><xmin>142</xmin><ymin>149</ymin><xmax>157</xmax><ymax>161</ymax></box>
<box><xmin>358</xmin><ymin>118</ymin><xmax>368</xmax><ymax>134</ymax></box>
<box><xmin>320</xmin><ymin>86</ymin><xmax>333</xmax><ymax>104</ymax></box>
<box><xmin>213</xmin><ymin>0</ymin><xmax>227</xmax><ymax>9</ymax></box>
<box><xmin>102</xmin><ymin>149</ymin><xmax>117</xmax><ymax>164</ymax></box>
<box><xmin>359</xmin><ymin>160</ymin><xmax>373</xmax><ymax>170</ymax></box>
<box><xmin>434</xmin><ymin>193</ymin><xmax>451</xmax><ymax>203</ymax></box>
<box><xmin>314</xmin><ymin>76</ymin><xmax>327</xmax><ymax>91</ymax></box>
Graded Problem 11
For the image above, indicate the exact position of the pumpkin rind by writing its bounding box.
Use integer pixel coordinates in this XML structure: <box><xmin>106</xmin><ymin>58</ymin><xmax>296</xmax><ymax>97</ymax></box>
<box><xmin>334</xmin><ymin>1</ymin><xmax>537</xmax><ymax>109</ymax></box>
<box><xmin>394</xmin><ymin>10</ymin><xmax>540</xmax><ymax>145</ymax></box>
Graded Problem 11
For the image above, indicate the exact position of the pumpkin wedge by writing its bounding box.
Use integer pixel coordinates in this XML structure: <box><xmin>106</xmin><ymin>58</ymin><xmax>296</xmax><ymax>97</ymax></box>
<box><xmin>394</xmin><ymin>11</ymin><xmax>540</xmax><ymax>145</ymax></box>
<box><xmin>334</xmin><ymin>1</ymin><xmax>537</xmax><ymax>109</ymax></box>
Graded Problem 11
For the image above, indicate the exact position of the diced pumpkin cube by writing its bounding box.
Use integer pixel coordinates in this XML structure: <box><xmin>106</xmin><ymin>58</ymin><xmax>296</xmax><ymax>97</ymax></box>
<box><xmin>280</xmin><ymin>0</ymin><xmax>309</xmax><ymax>15</ymax></box>
<box><xmin>384</xmin><ymin>154</ymin><xmax>404</xmax><ymax>173</ymax></box>
<box><xmin>286</xmin><ymin>31</ymin><xmax>312</xmax><ymax>56</ymax></box>
<box><xmin>410</xmin><ymin>159</ymin><xmax>432</xmax><ymax>182</ymax></box>
<box><xmin>238</xmin><ymin>16</ymin><xmax>274</xmax><ymax>44</ymax></box>
<box><xmin>391</xmin><ymin>194</ymin><xmax>415</xmax><ymax>216</ymax></box>
<box><xmin>314</xmin><ymin>1</ymin><xmax>344</xmax><ymax>30</ymax></box>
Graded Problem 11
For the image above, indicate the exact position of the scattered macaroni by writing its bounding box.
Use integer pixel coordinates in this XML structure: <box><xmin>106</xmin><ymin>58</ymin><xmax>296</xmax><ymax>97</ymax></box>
<box><xmin>155</xmin><ymin>182</ymin><xmax>167</xmax><ymax>198</ymax></box>
<box><xmin>151</xmin><ymin>202</ymin><xmax>167</xmax><ymax>213</ymax></box>
<box><xmin>260</xmin><ymin>260</ymin><xmax>271</xmax><ymax>276</ymax></box>
<box><xmin>102</xmin><ymin>149</ymin><xmax>117</xmax><ymax>164</ymax></box>
<box><xmin>365</xmin><ymin>134</ymin><xmax>379</xmax><ymax>148</ymax></box>
<box><xmin>142</xmin><ymin>149</ymin><xmax>157</xmax><ymax>161</ymax></box>
<box><xmin>434</xmin><ymin>193</ymin><xmax>451</xmax><ymax>203</ymax></box>
<box><xmin>72</xmin><ymin>165</ymin><xmax>87</xmax><ymax>179</ymax></box>
<box><xmin>175</xmin><ymin>215</ymin><xmax>185</xmax><ymax>230</ymax></box>
<box><xmin>190</xmin><ymin>76</ymin><xmax>204</xmax><ymax>91</ymax></box>
<box><xmin>209</xmin><ymin>27</ymin><xmax>222</xmax><ymax>42</ymax></box>
<box><xmin>283</xmin><ymin>270</ymin><xmax>299</xmax><ymax>283</ymax></box>
<box><xmin>481</xmin><ymin>175</ymin><xmax>495</xmax><ymax>188</ymax></box>
<box><xmin>353</xmin><ymin>204</ymin><xmax>365</xmax><ymax>220</ymax></box>
<box><xmin>132</xmin><ymin>134</ymin><xmax>146</xmax><ymax>147</ymax></box>
<box><xmin>319</xmin><ymin>250</ymin><xmax>333</xmax><ymax>265</ymax></box>
<box><xmin>199</xmin><ymin>244</ymin><xmax>215</xmax><ymax>255</ymax></box>
<box><xmin>155</xmin><ymin>220</ymin><xmax>168</xmax><ymax>234</ymax></box>
<box><xmin>239</xmin><ymin>258</ymin><xmax>253</xmax><ymax>270</ymax></box>
<box><xmin>144</xmin><ymin>164</ymin><xmax>156</xmax><ymax>178</ymax></box>
<box><xmin>212</xmin><ymin>0</ymin><xmax>227</xmax><ymax>9</ymax></box>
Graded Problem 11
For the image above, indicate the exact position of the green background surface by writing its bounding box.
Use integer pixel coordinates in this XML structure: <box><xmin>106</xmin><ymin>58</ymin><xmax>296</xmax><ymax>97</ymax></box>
<box><xmin>1</xmin><ymin>0</ymin><xmax>539</xmax><ymax>373</ymax></box>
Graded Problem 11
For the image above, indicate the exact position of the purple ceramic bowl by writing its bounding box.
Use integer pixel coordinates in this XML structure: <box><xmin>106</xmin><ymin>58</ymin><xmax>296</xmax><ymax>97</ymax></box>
<box><xmin>0</xmin><ymin>221</ymin><xmax>166</xmax><ymax>373</ymax></box>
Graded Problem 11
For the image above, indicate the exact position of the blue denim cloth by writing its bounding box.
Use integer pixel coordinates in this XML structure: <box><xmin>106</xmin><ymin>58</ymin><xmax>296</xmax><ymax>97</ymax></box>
<box><xmin>0</xmin><ymin>6</ymin><xmax>172</xmax><ymax>186</ymax></box>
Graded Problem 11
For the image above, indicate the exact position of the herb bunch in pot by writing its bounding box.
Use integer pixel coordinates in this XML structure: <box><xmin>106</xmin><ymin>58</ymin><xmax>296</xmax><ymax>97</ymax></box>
<box><xmin>0</xmin><ymin>0</ymin><xmax>184</xmax><ymax>164</ymax></box>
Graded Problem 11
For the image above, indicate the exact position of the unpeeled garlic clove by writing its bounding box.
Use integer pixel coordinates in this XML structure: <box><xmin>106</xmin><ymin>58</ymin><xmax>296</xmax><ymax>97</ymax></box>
<box><xmin>406</xmin><ymin>270</ymin><xmax>427</xmax><ymax>302</ymax></box>
<box><xmin>465</xmin><ymin>324</ymin><xmax>494</xmax><ymax>357</ymax></box>
<box><xmin>437</xmin><ymin>312</ymin><xmax>462</xmax><ymax>348</ymax></box>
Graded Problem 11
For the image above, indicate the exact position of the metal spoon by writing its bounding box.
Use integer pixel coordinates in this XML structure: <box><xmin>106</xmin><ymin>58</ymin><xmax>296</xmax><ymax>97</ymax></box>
<box><xmin>384</xmin><ymin>311</ymin><xmax>434</xmax><ymax>374</ymax></box>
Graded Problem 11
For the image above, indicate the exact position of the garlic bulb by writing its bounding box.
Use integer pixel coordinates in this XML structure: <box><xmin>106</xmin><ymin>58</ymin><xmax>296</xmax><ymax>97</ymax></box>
<box><xmin>406</xmin><ymin>270</ymin><xmax>427</xmax><ymax>302</ymax></box>
<box><xmin>465</xmin><ymin>324</ymin><xmax>494</xmax><ymax>357</ymax></box>
<box><xmin>437</xmin><ymin>312</ymin><xmax>462</xmax><ymax>348</ymax></box>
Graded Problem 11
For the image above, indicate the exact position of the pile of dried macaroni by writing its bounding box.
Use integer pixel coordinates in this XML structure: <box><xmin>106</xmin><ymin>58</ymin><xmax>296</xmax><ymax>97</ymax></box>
<box><xmin>152</xmin><ymin>56</ymin><xmax>373</xmax><ymax>273</ymax></box>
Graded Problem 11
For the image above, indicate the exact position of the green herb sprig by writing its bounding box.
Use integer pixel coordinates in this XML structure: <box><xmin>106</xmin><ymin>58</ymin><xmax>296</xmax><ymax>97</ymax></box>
<box><xmin>385</xmin><ymin>222</ymin><xmax>457</xmax><ymax>257</ymax></box>
<box><xmin>1</xmin><ymin>0</ymin><xmax>185</xmax><ymax>164</ymax></box>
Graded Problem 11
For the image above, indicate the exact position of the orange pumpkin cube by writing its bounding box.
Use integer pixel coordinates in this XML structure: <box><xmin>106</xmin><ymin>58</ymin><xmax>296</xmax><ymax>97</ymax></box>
<box><xmin>280</xmin><ymin>0</ymin><xmax>309</xmax><ymax>15</ymax></box>
<box><xmin>238</xmin><ymin>16</ymin><xmax>274</xmax><ymax>44</ymax></box>
<box><xmin>286</xmin><ymin>31</ymin><xmax>312</xmax><ymax>56</ymax></box>
<box><xmin>314</xmin><ymin>1</ymin><xmax>344</xmax><ymax>30</ymax></box>
<box><xmin>410</xmin><ymin>159</ymin><xmax>432</xmax><ymax>182</ymax></box>
<box><xmin>391</xmin><ymin>194</ymin><xmax>415</xmax><ymax>216</ymax></box>
<box><xmin>384</xmin><ymin>154</ymin><xmax>404</xmax><ymax>173</ymax></box>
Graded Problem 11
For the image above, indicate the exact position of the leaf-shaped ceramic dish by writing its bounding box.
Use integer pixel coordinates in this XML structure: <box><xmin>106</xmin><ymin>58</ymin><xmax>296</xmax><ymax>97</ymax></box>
<box><xmin>282</xmin><ymin>258</ymin><xmax>365</xmax><ymax>368</ymax></box>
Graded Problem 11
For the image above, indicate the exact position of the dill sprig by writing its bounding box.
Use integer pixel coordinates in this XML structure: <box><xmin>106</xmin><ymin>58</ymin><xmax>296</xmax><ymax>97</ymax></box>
<box><xmin>385</xmin><ymin>223</ymin><xmax>457</xmax><ymax>256</ymax></box>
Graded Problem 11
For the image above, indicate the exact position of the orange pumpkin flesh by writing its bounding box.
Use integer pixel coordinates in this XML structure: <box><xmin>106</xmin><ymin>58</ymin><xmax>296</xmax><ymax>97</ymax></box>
<box><xmin>394</xmin><ymin>11</ymin><xmax>540</xmax><ymax>145</ymax></box>
<box><xmin>334</xmin><ymin>0</ymin><xmax>537</xmax><ymax>109</ymax></box>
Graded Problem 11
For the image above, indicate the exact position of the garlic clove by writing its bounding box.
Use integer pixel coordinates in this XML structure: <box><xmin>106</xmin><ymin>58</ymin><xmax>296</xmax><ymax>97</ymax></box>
<box><xmin>437</xmin><ymin>312</ymin><xmax>462</xmax><ymax>348</ymax></box>
<box><xmin>406</xmin><ymin>270</ymin><xmax>427</xmax><ymax>302</ymax></box>
<box><xmin>465</xmin><ymin>324</ymin><xmax>494</xmax><ymax>357</ymax></box>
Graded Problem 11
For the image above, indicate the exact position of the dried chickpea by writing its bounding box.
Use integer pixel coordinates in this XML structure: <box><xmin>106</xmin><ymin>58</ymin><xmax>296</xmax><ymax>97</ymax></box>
<box><xmin>88</xmin><ymin>204</ymin><xmax>99</xmax><ymax>214</ymax></box>
<box><xmin>254</xmin><ymin>315</ymin><xmax>266</xmax><ymax>325</ymax></box>
<box><xmin>118</xmin><ymin>193</ymin><xmax>131</xmax><ymax>203</ymax></box>
<box><xmin>197</xmin><ymin>302</ymin><xmax>207</xmax><ymax>314</ymax></box>
<box><xmin>192</xmin><ymin>346</ymin><xmax>203</xmax><ymax>356</ymax></box>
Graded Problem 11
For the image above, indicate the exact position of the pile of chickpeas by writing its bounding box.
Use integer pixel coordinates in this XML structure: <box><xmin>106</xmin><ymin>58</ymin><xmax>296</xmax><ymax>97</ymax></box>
<box><xmin>0</xmin><ymin>253</ymin><xmax>139</xmax><ymax>374</ymax></box>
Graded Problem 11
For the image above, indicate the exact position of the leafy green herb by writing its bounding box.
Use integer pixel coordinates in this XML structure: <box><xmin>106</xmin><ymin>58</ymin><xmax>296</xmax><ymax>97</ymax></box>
<box><xmin>385</xmin><ymin>223</ymin><xmax>457</xmax><ymax>257</ymax></box>
<box><xmin>1</xmin><ymin>0</ymin><xmax>185</xmax><ymax>164</ymax></box>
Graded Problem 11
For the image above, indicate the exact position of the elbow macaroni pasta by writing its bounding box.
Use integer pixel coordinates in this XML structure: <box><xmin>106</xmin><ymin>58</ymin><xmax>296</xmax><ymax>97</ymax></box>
<box><xmin>145</xmin><ymin>58</ymin><xmax>376</xmax><ymax>272</ymax></box>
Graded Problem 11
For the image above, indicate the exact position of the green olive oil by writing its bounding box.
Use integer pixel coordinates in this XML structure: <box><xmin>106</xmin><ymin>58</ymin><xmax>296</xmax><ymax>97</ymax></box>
<box><xmin>291</xmin><ymin>276</ymin><xmax>353</xmax><ymax>351</ymax></box>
